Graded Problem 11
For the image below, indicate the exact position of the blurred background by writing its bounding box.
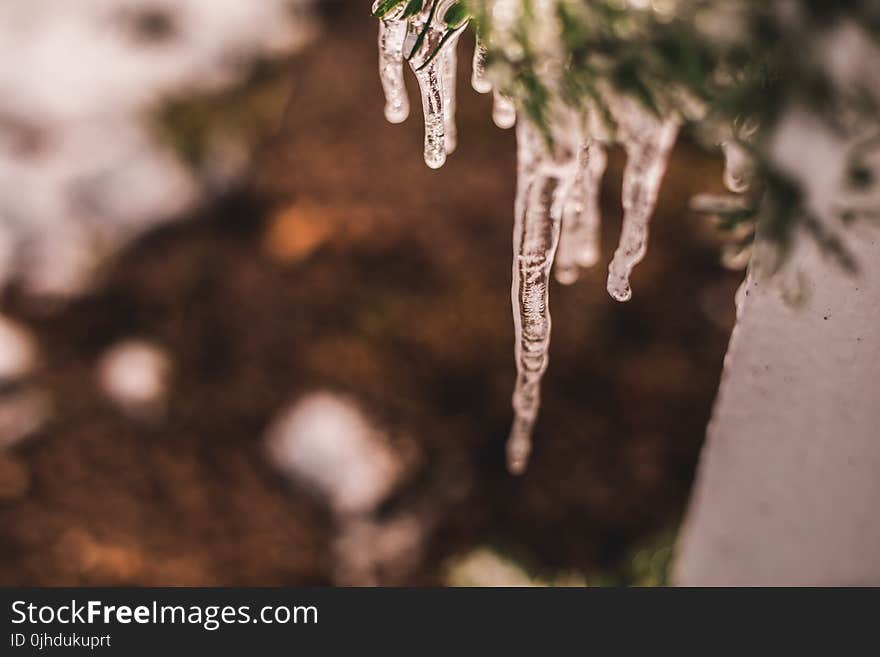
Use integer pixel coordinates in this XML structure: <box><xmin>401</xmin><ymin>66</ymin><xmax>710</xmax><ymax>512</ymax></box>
<box><xmin>0</xmin><ymin>0</ymin><xmax>742</xmax><ymax>585</ymax></box>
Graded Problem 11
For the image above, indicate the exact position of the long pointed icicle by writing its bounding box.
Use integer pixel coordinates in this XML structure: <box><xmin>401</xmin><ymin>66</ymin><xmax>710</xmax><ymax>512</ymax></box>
<box><xmin>375</xmin><ymin>2</ymin><xmax>410</xmax><ymax>124</ymax></box>
<box><xmin>555</xmin><ymin>140</ymin><xmax>608</xmax><ymax>284</ymax></box>
<box><xmin>606</xmin><ymin>112</ymin><xmax>679</xmax><ymax>302</ymax></box>
<box><xmin>508</xmin><ymin>120</ymin><xmax>578</xmax><ymax>474</ymax></box>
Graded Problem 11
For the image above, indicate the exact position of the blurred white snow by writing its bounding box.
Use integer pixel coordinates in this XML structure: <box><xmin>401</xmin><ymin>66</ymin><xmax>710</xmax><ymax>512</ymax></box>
<box><xmin>265</xmin><ymin>392</ymin><xmax>406</xmax><ymax>515</ymax></box>
<box><xmin>97</xmin><ymin>339</ymin><xmax>171</xmax><ymax>421</ymax></box>
<box><xmin>0</xmin><ymin>0</ymin><xmax>316</xmax><ymax>298</ymax></box>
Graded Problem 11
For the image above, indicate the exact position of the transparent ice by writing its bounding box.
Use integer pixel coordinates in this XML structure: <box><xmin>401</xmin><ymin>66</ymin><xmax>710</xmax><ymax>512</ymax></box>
<box><xmin>606</xmin><ymin>98</ymin><xmax>680</xmax><ymax>302</ymax></box>
<box><xmin>374</xmin><ymin>10</ymin><xmax>684</xmax><ymax>472</ymax></box>
<box><xmin>555</xmin><ymin>141</ymin><xmax>607</xmax><ymax>285</ymax></box>
<box><xmin>471</xmin><ymin>36</ymin><xmax>492</xmax><ymax>94</ymax></box>
<box><xmin>508</xmin><ymin>119</ymin><xmax>579</xmax><ymax>473</ymax></box>
<box><xmin>492</xmin><ymin>91</ymin><xmax>517</xmax><ymax>129</ymax></box>
<box><xmin>375</xmin><ymin>2</ymin><xmax>410</xmax><ymax>124</ymax></box>
<box><xmin>378</xmin><ymin>2</ymin><xmax>469</xmax><ymax>169</ymax></box>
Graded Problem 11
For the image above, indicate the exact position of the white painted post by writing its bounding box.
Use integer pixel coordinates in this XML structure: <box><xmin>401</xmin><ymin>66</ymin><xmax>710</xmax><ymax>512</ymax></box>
<box><xmin>674</xmin><ymin>225</ymin><xmax>880</xmax><ymax>585</ymax></box>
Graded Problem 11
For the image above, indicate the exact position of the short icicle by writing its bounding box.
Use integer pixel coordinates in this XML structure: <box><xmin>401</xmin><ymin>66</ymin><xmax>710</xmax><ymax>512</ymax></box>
<box><xmin>412</xmin><ymin>63</ymin><xmax>447</xmax><ymax>168</ymax></box>
<box><xmin>441</xmin><ymin>31</ymin><xmax>461</xmax><ymax>154</ymax></box>
<box><xmin>606</xmin><ymin>106</ymin><xmax>679</xmax><ymax>302</ymax></box>
<box><xmin>508</xmin><ymin>119</ymin><xmax>579</xmax><ymax>474</ymax></box>
<box><xmin>471</xmin><ymin>36</ymin><xmax>491</xmax><ymax>94</ymax></box>
<box><xmin>375</xmin><ymin>2</ymin><xmax>410</xmax><ymax>124</ymax></box>
<box><xmin>405</xmin><ymin>3</ymin><xmax>468</xmax><ymax>168</ymax></box>
<box><xmin>406</xmin><ymin>4</ymin><xmax>448</xmax><ymax>169</ymax></box>
<box><xmin>555</xmin><ymin>140</ymin><xmax>608</xmax><ymax>284</ymax></box>
<box><xmin>721</xmin><ymin>117</ymin><xmax>758</xmax><ymax>193</ymax></box>
<box><xmin>492</xmin><ymin>90</ymin><xmax>516</xmax><ymax>129</ymax></box>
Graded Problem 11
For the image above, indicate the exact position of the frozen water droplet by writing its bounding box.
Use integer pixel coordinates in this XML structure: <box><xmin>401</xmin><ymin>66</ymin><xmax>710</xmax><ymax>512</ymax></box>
<box><xmin>492</xmin><ymin>90</ymin><xmax>516</xmax><ymax>129</ymax></box>
<box><xmin>607</xmin><ymin>103</ymin><xmax>679</xmax><ymax>302</ymax></box>
<box><xmin>553</xmin><ymin>264</ymin><xmax>580</xmax><ymax>286</ymax></box>
<box><xmin>375</xmin><ymin>3</ymin><xmax>410</xmax><ymax>124</ymax></box>
<box><xmin>555</xmin><ymin>141</ymin><xmax>607</xmax><ymax>284</ymax></box>
<box><xmin>471</xmin><ymin>36</ymin><xmax>491</xmax><ymax>94</ymax></box>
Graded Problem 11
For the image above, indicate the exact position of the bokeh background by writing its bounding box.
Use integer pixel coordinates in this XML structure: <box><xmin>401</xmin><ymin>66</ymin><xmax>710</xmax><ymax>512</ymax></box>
<box><xmin>0</xmin><ymin>1</ymin><xmax>742</xmax><ymax>585</ymax></box>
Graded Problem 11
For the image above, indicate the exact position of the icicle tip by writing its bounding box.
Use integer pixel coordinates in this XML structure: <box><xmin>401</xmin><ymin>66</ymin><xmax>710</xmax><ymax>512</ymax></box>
<box><xmin>506</xmin><ymin>420</ymin><xmax>532</xmax><ymax>475</ymax></box>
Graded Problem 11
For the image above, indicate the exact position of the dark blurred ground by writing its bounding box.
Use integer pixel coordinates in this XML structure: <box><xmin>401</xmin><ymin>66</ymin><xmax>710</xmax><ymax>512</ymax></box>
<box><xmin>0</xmin><ymin>4</ymin><xmax>741</xmax><ymax>585</ymax></box>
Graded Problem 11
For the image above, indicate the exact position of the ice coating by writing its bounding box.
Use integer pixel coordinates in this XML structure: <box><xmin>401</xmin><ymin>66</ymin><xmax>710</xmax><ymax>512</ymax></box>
<box><xmin>606</xmin><ymin>104</ymin><xmax>680</xmax><ymax>302</ymax></box>
<box><xmin>555</xmin><ymin>141</ymin><xmax>608</xmax><ymax>284</ymax></box>
<box><xmin>375</xmin><ymin>2</ymin><xmax>410</xmax><ymax>124</ymax></box>
<box><xmin>508</xmin><ymin>119</ymin><xmax>579</xmax><ymax>474</ymax></box>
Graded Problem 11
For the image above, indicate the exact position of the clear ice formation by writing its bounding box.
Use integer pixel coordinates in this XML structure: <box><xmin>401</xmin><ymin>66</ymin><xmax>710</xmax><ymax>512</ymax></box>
<box><xmin>606</xmin><ymin>102</ymin><xmax>680</xmax><ymax>301</ymax></box>
<box><xmin>375</xmin><ymin>2</ymin><xmax>469</xmax><ymax>169</ymax></box>
<box><xmin>492</xmin><ymin>91</ymin><xmax>517</xmax><ymax>130</ymax></box>
<box><xmin>441</xmin><ymin>30</ymin><xmax>462</xmax><ymax>154</ymax></box>
<box><xmin>720</xmin><ymin>118</ymin><xmax>758</xmax><ymax>193</ymax></box>
<box><xmin>721</xmin><ymin>140</ymin><xmax>753</xmax><ymax>193</ymax></box>
<box><xmin>471</xmin><ymin>36</ymin><xmax>492</xmax><ymax>94</ymax></box>
<box><xmin>376</xmin><ymin>3</ymin><xmax>410</xmax><ymax>124</ymax></box>
<box><xmin>555</xmin><ymin>141</ymin><xmax>608</xmax><ymax>285</ymax></box>
<box><xmin>375</xmin><ymin>14</ymin><xmax>683</xmax><ymax>473</ymax></box>
<box><xmin>472</xmin><ymin>33</ymin><xmax>516</xmax><ymax>128</ymax></box>
<box><xmin>508</xmin><ymin>119</ymin><xmax>579</xmax><ymax>473</ymax></box>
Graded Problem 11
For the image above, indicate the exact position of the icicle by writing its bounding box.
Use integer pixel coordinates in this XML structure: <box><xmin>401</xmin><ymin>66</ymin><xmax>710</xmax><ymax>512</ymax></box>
<box><xmin>375</xmin><ymin>2</ymin><xmax>410</xmax><ymax>124</ymax></box>
<box><xmin>606</xmin><ymin>106</ymin><xmax>679</xmax><ymax>302</ymax></box>
<box><xmin>404</xmin><ymin>3</ymin><xmax>467</xmax><ymax>168</ymax></box>
<box><xmin>492</xmin><ymin>90</ymin><xmax>516</xmax><ymax>129</ymax></box>
<box><xmin>555</xmin><ymin>140</ymin><xmax>608</xmax><ymax>284</ymax></box>
<box><xmin>441</xmin><ymin>32</ymin><xmax>461</xmax><ymax>154</ymax></box>
<box><xmin>721</xmin><ymin>117</ymin><xmax>758</xmax><ymax>193</ymax></box>
<box><xmin>721</xmin><ymin>141</ymin><xmax>753</xmax><ymax>193</ymax></box>
<box><xmin>507</xmin><ymin>119</ymin><xmax>579</xmax><ymax>474</ymax></box>
<box><xmin>471</xmin><ymin>36</ymin><xmax>491</xmax><ymax>94</ymax></box>
<box><xmin>411</xmin><ymin>63</ymin><xmax>447</xmax><ymax>168</ymax></box>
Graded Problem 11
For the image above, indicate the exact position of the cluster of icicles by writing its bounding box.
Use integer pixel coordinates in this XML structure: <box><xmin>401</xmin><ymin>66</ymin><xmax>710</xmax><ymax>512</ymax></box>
<box><xmin>375</xmin><ymin>2</ymin><xmax>703</xmax><ymax>474</ymax></box>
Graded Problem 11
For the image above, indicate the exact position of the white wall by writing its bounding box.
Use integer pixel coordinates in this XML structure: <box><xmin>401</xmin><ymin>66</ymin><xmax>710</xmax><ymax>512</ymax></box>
<box><xmin>674</xmin><ymin>224</ymin><xmax>880</xmax><ymax>585</ymax></box>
